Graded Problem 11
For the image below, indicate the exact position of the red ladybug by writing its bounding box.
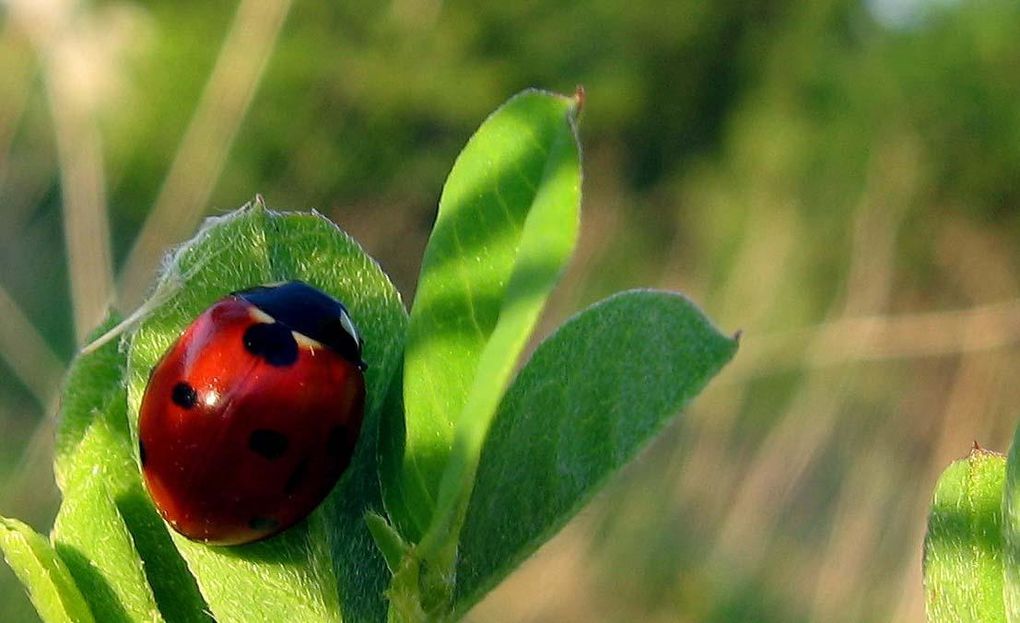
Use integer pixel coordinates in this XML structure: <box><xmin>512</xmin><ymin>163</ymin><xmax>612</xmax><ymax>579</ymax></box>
<box><xmin>138</xmin><ymin>281</ymin><xmax>366</xmax><ymax>545</ymax></box>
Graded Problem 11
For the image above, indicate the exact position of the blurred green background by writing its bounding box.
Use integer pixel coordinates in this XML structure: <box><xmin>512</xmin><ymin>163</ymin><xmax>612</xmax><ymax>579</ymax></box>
<box><xmin>2</xmin><ymin>0</ymin><xmax>1019</xmax><ymax>620</ymax></box>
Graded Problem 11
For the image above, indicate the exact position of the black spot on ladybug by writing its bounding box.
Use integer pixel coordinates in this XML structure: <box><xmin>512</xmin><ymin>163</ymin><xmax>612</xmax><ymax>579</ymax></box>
<box><xmin>326</xmin><ymin>425</ymin><xmax>351</xmax><ymax>457</ymax></box>
<box><xmin>248</xmin><ymin>429</ymin><xmax>289</xmax><ymax>460</ymax></box>
<box><xmin>139</xmin><ymin>440</ymin><xmax>147</xmax><ymax>466</ymax></box>
<box><xmin>243</xmin><ymin>322</ymin><xmax>298</xmax><ymax>366</ymax></box>
<box><xmin>172</xmin><ymin>382</ymin><xmax>197</xmax><ymax>409</ymax></box>
<box><xmin>249</xmin><ymin>516</ymin><xmax>279</xmax><ymax>531</ymax></box>
<box><xmin>284</xmin><ymin>458</ymin><xmax>308</xmax><ymax>494</ymax></box>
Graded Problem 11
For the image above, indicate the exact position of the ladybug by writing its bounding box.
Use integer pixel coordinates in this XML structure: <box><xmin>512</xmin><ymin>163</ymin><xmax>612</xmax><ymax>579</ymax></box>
<box><xmin>138</xmin><ymin>281</ymin><xmax>366</xmax><ymax>545</ymax></box>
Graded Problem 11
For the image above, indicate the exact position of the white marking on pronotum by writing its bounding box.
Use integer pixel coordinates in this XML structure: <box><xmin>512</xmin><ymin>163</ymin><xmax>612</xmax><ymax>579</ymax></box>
<box><xmin>293</xmin><ymin>331</ymin><xmax>323</xmax><ymax>350</ymax></box>
<box><xmin>248</xmin><ymin>307</ymin><xmax>273</xmax><ymax>324</ymax></box>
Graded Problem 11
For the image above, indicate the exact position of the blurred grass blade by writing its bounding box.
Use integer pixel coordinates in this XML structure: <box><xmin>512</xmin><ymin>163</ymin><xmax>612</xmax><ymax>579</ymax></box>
<box><xmin>7</xmin><ymin>0</ymin><xmax>115</xmax><ymax>344</ymax></box>
<box><xmin>125</xmin><ymin>203</ymin><xmax>407</xmax><ymax>623</ymax></box>
<box><xmin>925</xmin><ymin>446</ymin><xmax>1006</xmax><ymax>622</ymax></box>
<box><xmin>118</xmin><ymin>0</ymin><xmax>293</xmax><ymax>307</ymax></box>
<box><xmin>0</xmin><ymin>282</ymin><xmax>65</xmax><ymax>408</ymax></box>
<box><xmin>393</xmin><ymin>89</ymin><xmax>582</xmax><ymax>541</ymax></box>
<box><xmin>51</xmin><ymin>83</ymin><xmax>114</xmax><ymax>346</ymax></box>
<box><xmin>0</xmin><ymin>517</ymin><xmax>94</xmax><ymax>623</ymax></box>
<box><xmin>451</xmin><ymin>290</ymin><xmax>738</xmax><ymax>615</ymax></box>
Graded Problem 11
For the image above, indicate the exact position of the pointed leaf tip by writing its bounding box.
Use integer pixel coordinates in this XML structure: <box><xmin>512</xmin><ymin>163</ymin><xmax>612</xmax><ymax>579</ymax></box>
<box><xmin>925</xmin><ymin>449</ymin><xmax>1006</xmax><ymax>623</ymax></box>
<box><xmin>572</xmin><ymin>85</ymin><xmax>586</xmax><ymax>115</ymax></box>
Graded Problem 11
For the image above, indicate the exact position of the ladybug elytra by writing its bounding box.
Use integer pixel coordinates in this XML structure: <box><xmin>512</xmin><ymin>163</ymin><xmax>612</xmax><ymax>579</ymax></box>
<box><xmin>137</xmin><ymin>281</ymin><xmax>366</xmax><ymax>545</ymax></box>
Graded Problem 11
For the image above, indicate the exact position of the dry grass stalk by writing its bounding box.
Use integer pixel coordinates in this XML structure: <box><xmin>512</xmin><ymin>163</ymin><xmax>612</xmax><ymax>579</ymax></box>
<box><xmin>0</xmin><ymin>285</ymin><xmax>63</xmax><ymax>407</ymax></box>
<box><xmin>117</xmin><ymin>0</ymin><xmax>294</xmax><ymax>307</ymax></box>
<box><xmin>7</xmin><ymin>0</ymin><xmax>115</xmax><ymax>344</ymax></box>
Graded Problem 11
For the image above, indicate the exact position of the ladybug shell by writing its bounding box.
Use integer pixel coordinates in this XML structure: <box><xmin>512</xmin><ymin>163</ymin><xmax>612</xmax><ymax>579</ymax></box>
<box><xmin>138</xmin><ymin>281</ymin><xmax>365</xmax><ymax>546</ymax></box>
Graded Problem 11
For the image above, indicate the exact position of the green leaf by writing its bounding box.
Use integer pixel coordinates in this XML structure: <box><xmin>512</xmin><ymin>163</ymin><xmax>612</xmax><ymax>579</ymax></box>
<box><xmin>54</xmin><ymin>314</ymin><xmax>126</xmax><ymax>489</ymax></box>
<box><xmin>0</xmin><ymin>517</ymin><xmax>94</xmax><ymax>623</ymax></box>
<box><xmin>452</xmin><ymin>290</ymin><xmax>738</xmax><ymax>614</ymax></box>
<box><xmin>52</xmin><ymin>457</ymin><xmax>163</xmax><ymax>623</ymax></box>
<box><xmin>328</xmin><ymin>379</ymin><xmax>402</xmax><ymax>623</ymax></box>
<box><xmin>1001</xmin><ymin>426</ymin><xmax>1020</xmax><ymax>622</ymax></box>
<box><xmin>926</xmin><ymin>446</ymin><xmax>1006</xmax><ymax>623</ymax></box>
<box><xmin>124</xmin><ymin>202</ymin><xmax>407</xmax><ymax>623</ymax></box>
<box><xmin>392</xmin><ymin>88</ymin><xmax>582</xmax><ymax>541</ymax></box>
<box><xmin>364</xmin><ymin>512</ymin><xmax>409</xmax><ymax>575</ymax></box>
<box><xmin>56</xmin><ymin>315</ymin><xmax>211</xmax><ymax>622</ymax></box>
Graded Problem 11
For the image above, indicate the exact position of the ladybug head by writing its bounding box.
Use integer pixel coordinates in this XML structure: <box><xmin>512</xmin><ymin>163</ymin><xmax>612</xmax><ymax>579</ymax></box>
<box><xmin>235</xmin><ymin>281</ymin><xmax>365</xmax><ymax>369</ymax></box>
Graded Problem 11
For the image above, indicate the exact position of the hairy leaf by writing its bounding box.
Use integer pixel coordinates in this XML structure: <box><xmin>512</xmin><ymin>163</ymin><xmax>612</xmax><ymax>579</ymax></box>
<box><xmin>1001</xmin><ymin>427</ymin><xmax>1020</xmax><ymax>622</ymax></box>
<box><xmin>52</xmin><ymin>461</ymin><xmax>163</xmax><ymax>623</ymax></box>
<box><xmin>124</xmin><ymin>203</ymin><xmax>407</xmax><ymax>623</ymax></box>
<box><xmin>54</xmin><ymin>315</ymin><xmax>125</xmax><ymax>489</ymax></box>
<box><xmin>926</xmin><ymin>446</ymin><xmax>1006</xmax><ymax>623</ymax></box>
<box><xmin>0</xmin><ymin>517</ymin><xmax>94</xmax><ymax>623</ymax></box>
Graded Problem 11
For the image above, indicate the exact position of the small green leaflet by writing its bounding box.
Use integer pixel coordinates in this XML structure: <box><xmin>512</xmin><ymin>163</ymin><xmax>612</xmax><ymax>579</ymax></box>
<box><xmin>392</xmin><ymin>89</ymin><xmax>583</xmax><ymax>542</ymax></box>
<box><xmin>454</xmin><ymin>290</ymin><xmax>738</xmax><ymax>614</ymax></box>
<box><xmin>925</xmin><ymin>446</ymin><xmax>1006</xmax><ymax>623</ymax></box>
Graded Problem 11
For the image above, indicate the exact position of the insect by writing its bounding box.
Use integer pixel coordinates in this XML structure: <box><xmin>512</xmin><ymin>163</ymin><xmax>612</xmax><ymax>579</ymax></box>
<box><xmin>137</xmin><ymin>281</ymin><xmax>366</xmax><ymax>545</ymax></box>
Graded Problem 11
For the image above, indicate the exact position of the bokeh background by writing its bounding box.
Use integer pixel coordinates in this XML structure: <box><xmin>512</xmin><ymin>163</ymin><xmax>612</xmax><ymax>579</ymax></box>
<box><xmin>2</xmin><ymin>0</ymin><xmax>1019</xmax><ymax>620</ymax></box>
